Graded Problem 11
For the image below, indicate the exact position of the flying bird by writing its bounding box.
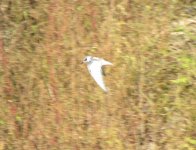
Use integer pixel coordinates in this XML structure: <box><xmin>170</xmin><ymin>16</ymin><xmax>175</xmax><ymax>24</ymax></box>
<box><xmin>82</xmin><ymin>56</ymin><xmax>113</xmax><ymax>92</ymax></box>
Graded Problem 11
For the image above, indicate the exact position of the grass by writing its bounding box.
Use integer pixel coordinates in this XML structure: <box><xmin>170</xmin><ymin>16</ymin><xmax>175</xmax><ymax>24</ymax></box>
<box><xmin>0</xmin><ymin>0</ymin><xmax>195</xmax><ymax>149</ymax></box>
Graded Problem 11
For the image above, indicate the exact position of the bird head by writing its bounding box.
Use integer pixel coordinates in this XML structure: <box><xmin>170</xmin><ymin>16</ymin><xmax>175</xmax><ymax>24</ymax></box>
<box><xmin>82</xmin><ymin>56</ymin><xmax>93</xmax><ymax>64</ymax></box>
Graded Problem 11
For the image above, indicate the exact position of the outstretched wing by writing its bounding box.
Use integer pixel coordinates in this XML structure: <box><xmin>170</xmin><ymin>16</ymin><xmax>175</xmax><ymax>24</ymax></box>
<box><xmin>92</xmin><ymin>57</ymin><xmax>113</xmax><ymax>66</ymax></box>
<box><xmin>87</xmin><ymin>60</ymin><xmax>107</xmax><ymax>92</ymax></box>
<box><xmin>101</xmin><ymin>59</ymin><xmax>113</xmax><ymax>66</ymax></box>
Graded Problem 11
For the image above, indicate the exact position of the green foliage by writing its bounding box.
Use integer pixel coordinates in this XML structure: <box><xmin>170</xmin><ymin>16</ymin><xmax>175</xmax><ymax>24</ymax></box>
<box><xmin>185</xmin><ymin>137</ymin><xmax>196</xmax><ymax>145</ymax></box>
<box><xmin>0</xmin><ymin>119</ymin><xmax>5</xmax><ymax>126</ymax></box>
<box><xmin>172</xmin><ymin>76</ymin><xmax>189</xmax><ymax>85</ymax></box>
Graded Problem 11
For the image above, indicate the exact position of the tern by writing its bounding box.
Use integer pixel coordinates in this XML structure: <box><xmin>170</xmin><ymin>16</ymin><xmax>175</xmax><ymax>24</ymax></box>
<box><xmin>82</xmin><ymin>56</ymin><xmax>113</xmax><ymax>92</ymax></box>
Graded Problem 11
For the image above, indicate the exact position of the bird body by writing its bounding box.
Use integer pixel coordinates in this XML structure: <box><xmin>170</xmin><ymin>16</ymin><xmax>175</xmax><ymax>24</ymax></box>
<box><xmin>83</xmin><ymin>56</ymin><xmax>112</xmax><ymax>92</ymax></box>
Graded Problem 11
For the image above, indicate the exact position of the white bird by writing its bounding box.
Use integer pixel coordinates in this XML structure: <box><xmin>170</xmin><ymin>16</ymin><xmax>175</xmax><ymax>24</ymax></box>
<box><xmin>83</xmin><ymin>56</ymin><xmax>113</xmax><ymax>92</ymax></box>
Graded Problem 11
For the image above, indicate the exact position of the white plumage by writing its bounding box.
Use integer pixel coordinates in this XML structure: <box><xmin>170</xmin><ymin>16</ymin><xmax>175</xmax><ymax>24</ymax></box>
<box><xmin>83</xmin><ymin>56</ymin><xmax>112</xmax><ymax>92</ymax></box>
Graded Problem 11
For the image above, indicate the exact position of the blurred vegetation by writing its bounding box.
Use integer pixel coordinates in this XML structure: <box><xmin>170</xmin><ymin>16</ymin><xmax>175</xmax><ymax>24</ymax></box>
<box><xmin>0</xmin><ymin>0</ymin><xmax>195</xmax><ymax>149</ymax></box>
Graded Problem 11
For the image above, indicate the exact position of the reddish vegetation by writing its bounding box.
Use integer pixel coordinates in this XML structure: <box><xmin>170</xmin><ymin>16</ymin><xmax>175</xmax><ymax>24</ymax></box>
<box><xmin>0</xmin><ymin>0</ymin><xmax>195</xmax><ymax>149</ymax></box>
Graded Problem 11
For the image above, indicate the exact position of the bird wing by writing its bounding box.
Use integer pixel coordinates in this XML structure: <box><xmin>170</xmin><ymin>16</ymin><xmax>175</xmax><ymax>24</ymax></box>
<box><xmin>101</xmin><ymin>59</ymin><xmax>113</xmax><ymax>66</ymax></box>
<box><xmin>87</xmin><ymin>60</ymin><xmax>107</xmax><ymax>92</ymax></box>
<box><xmin>92</xmin><ymin>57</ymin><xmax>113</xmax><ymax>66</ymax></box>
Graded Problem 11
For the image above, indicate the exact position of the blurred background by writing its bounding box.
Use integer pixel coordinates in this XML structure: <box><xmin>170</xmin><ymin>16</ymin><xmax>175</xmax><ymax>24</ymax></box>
<box><xmin>0</xmin><ymin>0</ymin><xmax>195</xmax><ymax>149</ymax></box>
